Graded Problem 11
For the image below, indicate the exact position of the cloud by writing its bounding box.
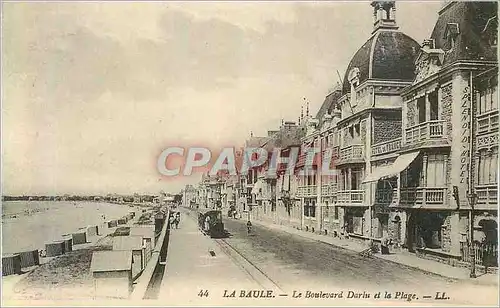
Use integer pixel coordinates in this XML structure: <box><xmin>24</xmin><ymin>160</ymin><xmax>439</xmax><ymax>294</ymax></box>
<box><xmin>2</xmin><ymin>2</ymin><xmax>442</xmax><ymax>195</ymax></box>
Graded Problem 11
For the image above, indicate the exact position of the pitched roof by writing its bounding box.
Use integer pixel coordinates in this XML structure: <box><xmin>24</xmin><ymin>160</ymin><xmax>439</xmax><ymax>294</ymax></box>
<box><xmin>90</xmin><ymin>250</ymin><xmax>132</xmax><ymax>272</ymax></box>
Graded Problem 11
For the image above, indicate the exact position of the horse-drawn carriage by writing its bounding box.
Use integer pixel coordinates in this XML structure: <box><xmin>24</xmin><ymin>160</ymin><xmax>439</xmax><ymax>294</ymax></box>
<box><xmin>198</xmin><ymin>209</ymin><xmax>225</xmax><ymax>238</ymax></box>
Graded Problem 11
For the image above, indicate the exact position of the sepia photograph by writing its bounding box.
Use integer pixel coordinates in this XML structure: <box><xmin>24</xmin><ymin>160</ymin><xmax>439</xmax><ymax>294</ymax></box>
<box><xmin>1</xmin><ymin>0</ymin><xmax>499</xmax><ymax>306</ymax></box>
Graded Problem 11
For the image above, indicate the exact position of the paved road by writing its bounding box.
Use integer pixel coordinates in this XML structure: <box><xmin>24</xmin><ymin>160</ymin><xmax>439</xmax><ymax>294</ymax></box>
<box><xmin>220</xmin><ymin>216</ymin><xmax>498</xmax><ymax>306</ymax></box>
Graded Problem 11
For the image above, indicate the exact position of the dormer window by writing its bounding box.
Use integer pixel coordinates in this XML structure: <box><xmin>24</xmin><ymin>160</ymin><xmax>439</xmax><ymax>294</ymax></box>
<box><xmin>443</xmin><ymin>23</ymin><xmax>459</xmax><ymax>51</ymax></box>
<box><xmin>482</xmin><ymin>16</ymin><xmax>498</xmax><ymax>48</ymax></box>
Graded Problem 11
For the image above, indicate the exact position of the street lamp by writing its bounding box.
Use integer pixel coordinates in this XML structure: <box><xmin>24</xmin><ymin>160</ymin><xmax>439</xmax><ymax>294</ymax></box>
<box><xmin>467</xmin><ymin>191</ymin><xmax>477</xmax><ymax>278</ymax></box>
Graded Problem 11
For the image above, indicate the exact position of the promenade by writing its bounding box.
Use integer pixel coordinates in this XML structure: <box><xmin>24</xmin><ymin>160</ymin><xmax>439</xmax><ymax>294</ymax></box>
<box><xmin>158</xmin><ymin>209</ymin><xmax>261</xmax><ymax>306</ymax></box>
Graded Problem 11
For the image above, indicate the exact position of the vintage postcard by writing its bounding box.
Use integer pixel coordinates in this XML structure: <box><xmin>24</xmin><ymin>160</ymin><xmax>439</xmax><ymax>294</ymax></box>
<box><xmin>1</xmin><ymin>0</ymin><xmax>499</xmax><ymax>307</ymax></box>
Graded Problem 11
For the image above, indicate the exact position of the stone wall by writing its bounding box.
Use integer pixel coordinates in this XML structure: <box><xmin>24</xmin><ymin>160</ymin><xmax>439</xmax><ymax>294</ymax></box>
<box><xmin>440</xmin><ymin>83</ymin><xmax>453</xmax><ymax>143</ymax></box>
<box><xmin>441</xmin><ymin>214</ymin><xmax>453</xmax><ymax>252</ymax></box>
<box><xmin>406</xmin><ymin>101</ymin><xmax>417</xmax><ymax>127</ymax></box>
<box><xmin>373</xmin><ymin>118</ymin><xmax>402</xmax><ymax>144</ymax></box>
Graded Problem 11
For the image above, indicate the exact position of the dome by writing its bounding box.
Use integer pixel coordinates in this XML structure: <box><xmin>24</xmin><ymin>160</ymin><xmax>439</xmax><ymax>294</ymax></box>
<box><xmin>342</xmin><ymin>30</ymin><xmax>420</xmax><ymax>94</ymax></box>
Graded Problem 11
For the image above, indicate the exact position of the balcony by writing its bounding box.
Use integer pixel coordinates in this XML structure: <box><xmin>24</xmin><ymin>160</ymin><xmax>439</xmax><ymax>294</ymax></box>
<box><xmin>372</xmin><ymin>138</ymin><xmax>402</xmax><ymax>157</ymax></box>
<box><xmin>404</xmin><ymin>120</ymin><xmax>448</xmax><ymax>148</ymax></box>
<box><xmin>476</xmin><ymin>185</ymin><xmax>498</xmax><ymax>209</ymax></box>
<box><xmin>337</xmin><ymin>190</ymin><xmax>364</xmax><ymax>205</ymax></box>
<box><xmin>321</xmin><ymin>183</ymin><xmax>338</xmax><ymax>197</ymax></box>
<box><xmin>297</xmin><ymin>185</ymin><xmax>317</xmax><ymax>198</ymax></box>
<box><xmin>400</xmin><ymin>187</ymin><xmax>447</xmax><ymax>207</ymax></box>
<box><xmin>477</xmin><ymin>110</ymin><xmax>498</xmax><ymax>135</ymax></box>
<box><xmin>338</xmin><ymin>144</ymin><xmax>364</xmax><ymax>165</ymax></box>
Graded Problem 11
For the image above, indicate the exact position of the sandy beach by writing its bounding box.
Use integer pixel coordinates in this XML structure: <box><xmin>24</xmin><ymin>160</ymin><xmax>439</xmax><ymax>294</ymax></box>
<box><xmin>2</xmin><ymin>202</ymin><xmax>154</xmax><ymax>302</ymax></box>
<box><xmin>2</xmin><ymin>201</ymin><xmax>134</xmax><ymax>253</ymax></box>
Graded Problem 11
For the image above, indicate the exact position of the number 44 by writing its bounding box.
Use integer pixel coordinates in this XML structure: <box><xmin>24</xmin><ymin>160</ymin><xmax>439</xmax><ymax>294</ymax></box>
<box><xmin>198</xmin><ymin>290</ymin><xmax>209</xmax><ymax>297</ymax></box>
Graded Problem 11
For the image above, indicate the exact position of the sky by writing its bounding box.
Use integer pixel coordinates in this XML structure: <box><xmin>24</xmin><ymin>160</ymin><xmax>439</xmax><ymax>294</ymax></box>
<box><xmin>2</xmin><ymin>1</ymin><xmax>443</xmax><ymax>196</ymax></box>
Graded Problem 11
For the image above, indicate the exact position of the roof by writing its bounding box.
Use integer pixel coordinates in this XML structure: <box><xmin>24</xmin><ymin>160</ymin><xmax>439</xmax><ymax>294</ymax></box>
<box><xmin>342</xmin><ymin>30</ymin><xmax>420</xmax><ymax>94</ymax></box>
<box><xmin>315</xmin><ymin>89</ymin><xmax>342</xmax><ymax>127</ymax></box>
<box><xmin>430</xmin><ymin>1</ymin><xmax>497</xmax><ymax>65</ymax></box>
<box><xmin>129</xmin><ymin>226</ymin><xmax>155</xmax><ymax>240</ymax></box>
<box><xmin>112</xmin><ymin>235</ymin><xmax>143</xmax><ymax>251</ymax></box>
<box><xmin>90</xmin><ymin>250</ymin><xmax>132</xmax><ymax>272</ymax></box>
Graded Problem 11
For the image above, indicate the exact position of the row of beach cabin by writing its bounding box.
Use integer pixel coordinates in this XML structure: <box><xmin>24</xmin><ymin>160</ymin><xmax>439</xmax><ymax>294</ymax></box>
<box><xmin>2</xmin><ymin>210</ymin><xmax>137</xmax><ymax>276</ymax></box>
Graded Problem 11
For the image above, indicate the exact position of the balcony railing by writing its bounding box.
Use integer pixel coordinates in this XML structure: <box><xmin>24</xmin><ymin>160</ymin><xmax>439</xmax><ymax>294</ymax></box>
<box><xmin>338</xmin><ymin>144</ymin><xmax>364</xmax><ymax>164</ymax></box>
<box><xmin>375</xmin><ymin>188</ymin><xmax>398</xmax><ymax>204</ymax></box>
<box><xmin>337</xmin><ymin>190</ymin><xmax>364</xmax><ymax>205</ymax></box>
<box><xmin>405</xmin><ymin>120</ymin><xmax>446</xmax><ymax>145</ymax></box>
<box><xmin>477</xmin><ymin>110</ymin><xmax>499</xmax><ymax>135</ymax></box>
<box><xmin>372</xmin><ymin>138</ymin><xmax>402</xmax><ymax>156</ymax></box>
<box><xmin>476</xmin><ymin>185</ymin><xmax>498</xmax><ymax>208</ymax></box>
<box><xmin>321</xmin><ymin>183</ymin><xmax>338</xmax><ymax>197</ymax></box>
<box><xmin>297</xmin><ymin>185</ymin><xmax>317</xmax><ymax>197</ymax></box>
<box><xmin>400</xmin><ymin>187</ymin><xmax>447</xmax><ymax>206</ymax></box>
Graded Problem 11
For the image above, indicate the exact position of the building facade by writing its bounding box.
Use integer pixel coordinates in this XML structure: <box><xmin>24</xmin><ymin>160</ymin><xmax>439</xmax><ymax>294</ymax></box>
<box><xmin>187</xmin><ymin>1</ymin><xmax>498</xmax><ymax>268</ymax></box>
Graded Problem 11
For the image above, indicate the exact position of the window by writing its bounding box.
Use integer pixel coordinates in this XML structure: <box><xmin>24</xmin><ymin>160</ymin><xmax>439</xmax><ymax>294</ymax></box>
<box><xmin>334</xmin><ymin>206</ymin><xmax>339</xmax><ymax>220</ymax></box>
<box><xmin>417</xmin><ymin>97</ymin><xmax>426</xmax><ymax>123</ymax></box>
<box><xmin>429</xmin><ymin>91</ymin><xmax>439</xmax><ymax>120</ymax></box>
<box><xmin>310</xmin><ymin>200</ymin><xmax>316</xmax><ymax>218</ymax></box>
<box><xmin>426</xmin><ymin>154</ymin><xmax>446</xmax><ymax>186</ymax></box>
<box><xmin>478</xmin><ymin>80</ymin><xmax>498</xmax><ymax>115</ymax></box>
<box><xmin>478</xmin><ymin>148</ymin><xmax>498</xmax><ymax>185</ymax></box>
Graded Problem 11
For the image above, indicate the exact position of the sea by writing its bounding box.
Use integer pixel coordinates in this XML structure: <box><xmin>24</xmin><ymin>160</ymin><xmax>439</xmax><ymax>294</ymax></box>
<box><xmin>1</xmin><ymin>201</ymin><xmax>134</xmax><ymax>253</ymax></box>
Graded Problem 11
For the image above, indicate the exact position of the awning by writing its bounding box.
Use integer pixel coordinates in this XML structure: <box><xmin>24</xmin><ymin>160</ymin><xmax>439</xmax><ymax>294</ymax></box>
<box><xmin>362</xmin><ymin>151</ymin><xmax>420</xmax><ymax>183</ymax></box>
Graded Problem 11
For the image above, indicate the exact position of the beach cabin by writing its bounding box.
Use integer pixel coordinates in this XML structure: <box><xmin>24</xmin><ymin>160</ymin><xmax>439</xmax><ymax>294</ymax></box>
<box><xmin>112</xmin><ymin>236</ymin><xmax>144</xmax><ymax>279</ymax></box>
<box><xmin>98</xmin><ymin>222</ymin><xmax>108</xmax><ymax>236</ymax></box>
<box><xmin>108</xmin><ymin>220</ymin><xmax>118</xmax><ymax>228</ymax></box>
<box><xmin>2</xmin><ymin>254</ymin><xmax>22</xmax><ymax>276</ymax></box>
<box><xmin>55</xmin><ymin>236</ymin><xmax>73</xmax><ymax>253</ymax></box>
<box><xmin>117</xmin><ymin>217</ymin><xmax>127</xmax><ymax>225</ymax></box>
<box><xmin>129</xmin><ymin>226</ymin><xmax>155</xmax><ymax>264</ymax></box>
<box><xmin>90</xmin><ymin>250</ymin><xmax>133</xmax><ymax>299</ymax></box>
<box><xmin>86</xmin><ymin>225</ymin><xmax>98</xmax><ymax>237</ymax></box>
<box><xmin>19</xmin><ymin>250</ymin><xmax>40</xmax><ymax>268</ymax></box>
<box><xmin>72</xmin><ymin>230</ymin><xmax>87</xmax><ymax>245</ymax></box>
<box><xmin>46</xmin><ymin>241</ymin><xmax>65</xmax><ymax>257</ymax></box>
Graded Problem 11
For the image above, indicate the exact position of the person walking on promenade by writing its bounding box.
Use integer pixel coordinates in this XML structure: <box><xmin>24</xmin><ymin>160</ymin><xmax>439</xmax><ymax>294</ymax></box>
<box><xmin>169</xmin><ymin>214</ymin><xmax>176</xmax><ymax>230</ymax></box>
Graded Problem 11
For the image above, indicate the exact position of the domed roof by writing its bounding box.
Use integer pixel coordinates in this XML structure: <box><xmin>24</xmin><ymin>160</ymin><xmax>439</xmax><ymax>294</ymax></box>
<box><xmin>342</xmin><ymin>30</ymin><xmax>420</xmax><ymax>94</ymax></box>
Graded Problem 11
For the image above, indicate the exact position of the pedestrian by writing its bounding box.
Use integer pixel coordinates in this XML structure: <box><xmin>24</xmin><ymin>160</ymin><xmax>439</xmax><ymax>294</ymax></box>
<box><xmin>204</xmin><ymin>215</ymin><xmax>211</xmax><ymax>234</ymax></box>
<box><xmin>176</xmin><ymin>212</ymin><xmax>181</xmax><ymax>224</ymax></box>
<box><xmin>169</xmin><ymin>215</ymin><xmax>176</xmax><ymax>230</ymax></box>
<box><xmin>174</xmin><ymin>216</ymin><xmax>180</xmax><ymax>229</ymax></box>
<box><xmin>246</xmin><ymin>220</ymin><xmax>252</xmax><ymax>235</ymax></box>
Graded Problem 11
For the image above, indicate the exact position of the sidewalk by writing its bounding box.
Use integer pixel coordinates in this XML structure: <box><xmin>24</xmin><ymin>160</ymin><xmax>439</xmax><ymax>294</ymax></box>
<box><xmin>250</xmin><ymin>218</ymin><xmax>498</xmax><ymax>286</ymax></box>
<box><xmin>158</xmin><ymin>209</ymin><xmax>260</xmax><ymax>306</ymax></box>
